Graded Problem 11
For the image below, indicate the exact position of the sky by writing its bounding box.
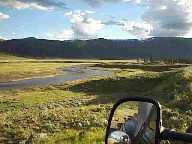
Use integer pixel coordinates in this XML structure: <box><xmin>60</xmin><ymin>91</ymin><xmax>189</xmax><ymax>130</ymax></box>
<box><xmin>0</xmin><ymin>0</ymin><xmax>192</xmax><ymax>40</ymax></box>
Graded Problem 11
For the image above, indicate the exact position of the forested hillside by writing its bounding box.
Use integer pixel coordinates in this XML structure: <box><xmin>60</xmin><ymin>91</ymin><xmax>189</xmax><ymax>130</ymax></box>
<box><xmin>0</xmin><ymin>37</ymin><xmax>192</xmax><ymax>59</ymax></box>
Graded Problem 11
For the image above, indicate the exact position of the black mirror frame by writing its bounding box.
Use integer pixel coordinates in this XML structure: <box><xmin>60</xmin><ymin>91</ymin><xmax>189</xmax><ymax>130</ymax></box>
<box><xmin>105</xmin><ymin>96</ymin><xmax>162</xmax><ymax>144</ymax></box>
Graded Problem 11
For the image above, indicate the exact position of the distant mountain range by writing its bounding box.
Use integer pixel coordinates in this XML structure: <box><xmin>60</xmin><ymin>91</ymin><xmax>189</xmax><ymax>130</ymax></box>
<box><xmin>0</xmin><ymin>37</ymin><xmax>192</xmax><ymax>59</ymax></box>
<box><xmin>0</xmin><ymin>39</ymin><xmax>5</xmax><ymax>42</ymax></box>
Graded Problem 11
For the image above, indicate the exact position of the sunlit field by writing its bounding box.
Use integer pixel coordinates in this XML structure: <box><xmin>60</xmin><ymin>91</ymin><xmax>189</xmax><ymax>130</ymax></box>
<box><xmin>1</xmin><ymin>0</ymin><xmax>192</xmax><ymax>143</ymax></box>
<box><xmin>0</xmin><ymin>54</ymin><xmax>191</xmax><ymax>143</ymax></box>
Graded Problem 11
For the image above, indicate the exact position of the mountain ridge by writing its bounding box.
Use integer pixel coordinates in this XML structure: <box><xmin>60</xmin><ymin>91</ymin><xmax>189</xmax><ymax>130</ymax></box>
<box><xmin>0</xmin><ymin>37</ymin><xmax>192</xmax><ymax>59</ymax></box>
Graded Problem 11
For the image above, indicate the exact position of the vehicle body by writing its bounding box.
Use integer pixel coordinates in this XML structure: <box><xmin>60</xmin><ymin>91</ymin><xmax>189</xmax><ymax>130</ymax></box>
<box><xmin>105</xmin><ymin>97</ymin><xmax>192</xmax><ymax>144</ymax></box>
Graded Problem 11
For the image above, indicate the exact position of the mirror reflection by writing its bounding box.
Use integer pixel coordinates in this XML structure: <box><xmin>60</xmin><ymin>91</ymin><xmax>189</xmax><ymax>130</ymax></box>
<box><xmin>108</xmin><ymin>101</ymin><xmax>158</xmax><ymax>144</ymax></box>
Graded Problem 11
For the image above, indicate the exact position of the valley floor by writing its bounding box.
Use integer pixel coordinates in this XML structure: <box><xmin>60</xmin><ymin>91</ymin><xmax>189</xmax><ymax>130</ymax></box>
<box><xmin>0</xmin><ymin>56</ymin><xmax>191</xmax><ymax>144</ymax></box>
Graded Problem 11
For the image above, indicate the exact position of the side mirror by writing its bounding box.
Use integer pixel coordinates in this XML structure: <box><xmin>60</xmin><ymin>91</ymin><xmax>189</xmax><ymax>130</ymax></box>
<box><xmin>108</xmin><ymin>130</ymin><xmax>131</xmax><ymax>144</ymax></box>
<box><xmin>105</xmin><ymin>97</ymin><xmax>161</xmax><ymax>144</ymax></box>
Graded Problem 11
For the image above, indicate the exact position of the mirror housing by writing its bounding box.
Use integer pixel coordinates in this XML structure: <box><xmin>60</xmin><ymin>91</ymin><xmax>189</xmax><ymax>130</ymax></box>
<box><xmin>105</xmin><ymin>97</ymin><xmax>162</xmax><ymax>144</ymax></box>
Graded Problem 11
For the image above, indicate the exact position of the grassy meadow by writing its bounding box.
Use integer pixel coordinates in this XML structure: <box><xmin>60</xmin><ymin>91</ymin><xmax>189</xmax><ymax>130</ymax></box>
<box><xmin>0</xmin><ymin>53</ymin><xmax>191</xmax><ymax>143</ymax></box>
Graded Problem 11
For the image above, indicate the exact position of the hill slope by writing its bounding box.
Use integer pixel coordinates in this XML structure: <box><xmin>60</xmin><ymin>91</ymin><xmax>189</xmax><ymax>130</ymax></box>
<box><xmin>0</xmin><ymin>52</ymin><xmax>27</xmax><ymax>60</ymax></box>
<box><xmin>0</xmin><ymin>37</ymin><xmax>192</xmax><ymax>59</ymax></box>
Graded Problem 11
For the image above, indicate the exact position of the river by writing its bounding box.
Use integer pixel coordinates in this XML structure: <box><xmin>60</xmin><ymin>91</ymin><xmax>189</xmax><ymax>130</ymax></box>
<box><xmin>0</xmin><ymin>65</ymin><xmax>113</xmax><ymax>90</ymax></box>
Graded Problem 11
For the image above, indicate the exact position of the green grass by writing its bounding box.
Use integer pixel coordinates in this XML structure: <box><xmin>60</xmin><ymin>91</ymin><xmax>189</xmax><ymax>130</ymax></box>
<box><xmin>36</xmin><ymin>128</ymin><xmax>105</xmax><ymax>144</ymax></box>
<box><xmin>0</xmin><ymin>52</ymin><xmax>105</xmax><ymax>82</ymax></box>
<box><xmin>0</xmin><ymin>84</ymin><xmax>112</xmax><ymax>143</ymax></box>
<box><xmin>0</xmin><ymin>52</ymin><xmax>28</xmax><ymax>60</ymax></box>
<box><xmin>0</xmin><ymin>63</ymin><xmax>191</xmax><ymax>143</ymax></box>
<box><xmin>66</xmin><ymin>65</ymin><xmax>192</xmax><ymax>132</ymax></box>
<box><xmin>0</xmin><ymin>62</ymin><xmax>80</xmax><ymax>82</ymax></box>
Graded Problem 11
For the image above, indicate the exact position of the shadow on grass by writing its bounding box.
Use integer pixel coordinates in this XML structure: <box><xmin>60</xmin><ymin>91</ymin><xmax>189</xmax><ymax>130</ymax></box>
<box><xmin>92</xmin><ymin>63</ymin><xmax>188</xmax><ymax>72</ymax></box>
<box><xmin>67</xmin><ymin>73</ymin><xmax>177</xmax><ymax>105</ymax></box>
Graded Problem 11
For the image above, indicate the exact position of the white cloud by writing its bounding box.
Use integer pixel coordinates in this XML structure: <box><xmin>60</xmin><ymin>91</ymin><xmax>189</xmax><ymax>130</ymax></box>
<box><xmin>81</xmin><ymin>0</ymin><xmax>118</xmax><ymax>7</ymax></box>
<box><xmin>121</xmin><ymin>21</ymin><xmax>153</xmax><ymax>38</ymax></box>
<box><xmin>47</xmin><ymin>29</ymin><xmax>74</xmax><ymax>40</ymax></box>
<box><xmin>80</xmin><ymin>0</ymin><xmax>139</xmax><ymax>7</ymax></box>
<box><xmin>65</xmin><ymin>10</ymin><xmax>104</xmax><ymax>40</ymax></box>
<box><xmin>85</xmin><ymin>10</ymin><xmax>95</xmax><ymax>14</ymax></box>
<box><xmin>184</xmin><ymin>30</ymin><xmax>192</xmax><ymax>38</ymax></box>
<box><xmin>104</xmin><ymin>19</ymin><xmax>153</xmax><ymax>39</ymax></box>
<box><xmin>0</xmin><ymin>0</ymin><xmax>67</xmax><ymax>11</ymax></box>
<box><xmin>0</xmin><ymin>36</ymin><xmax>7</xmax><ymax>40</ymax></box>
<box><xmin>104</xmin><ymin>0</ymin><xmax>192</xmax><ymax>38</ymax></box>
<box><xmin>0</xmin><ymin>12</ymin><xmax>10</xmax><ymax>20</ymax></box>
<box><xmin>139</xmin><ymin>0</ymin><xmax>192</xmax><ymax>37</ymax></box>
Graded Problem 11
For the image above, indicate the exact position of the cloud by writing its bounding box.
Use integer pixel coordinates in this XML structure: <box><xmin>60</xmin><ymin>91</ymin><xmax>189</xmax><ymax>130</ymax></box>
<box><xmin>139</xmin><ymin>0</ymin><xmax>192</xmax><ymax>37</ymax></box>
<box><xmin>0</xmin><ymin>36</ymin><xmax>7</xmax><ymax>40</ymax></box>
<box><xmin>46</xmin><ymin>10</ymin><xmax>103</xmax><ymax>40</ymax></box>
<box><xmin>184</xmin><ymin>29</ymin><xmax>192</xmax><ymax>38</ymax></box>
<box><xmin>81</xmin><ymin>0</ymin><xmax>118</xmax><ymax>7</ymax></box>
<box><xmin>80</xmin><ymin>0</ymin><xmax>139</xmax><ymax>7</ymax></box>
<box><xmin>104</xmin><ymin>19</ymin><xmax>152</xmax><ymax>39</ymax></box>
<box><xmin>103</xmin><ymin>0</ymin><xmax>192</xmax><ymax>38</ymax></box>
<box><xmin>0</xmin><ymin>0</ymin><xmax>67</xmax><ymax>10</ymax></box>
<box><xmin>47</xmin><ymin>29</ymin><xmax>74</xmax><ymax>40</ymax></box>
<box><xmin>65</xmin><ymin>10</ymin><xmax>104</xmax><ymax>40</ymax></box>
<box><xmin>121</xmin><ymin>21</ymin><xmax>153</xmax><ymax>38</ymax></box>
<box><xmin>0</xmin><ymin>12</ymin><xmax>10</xmax><ymax>20</ymax></box>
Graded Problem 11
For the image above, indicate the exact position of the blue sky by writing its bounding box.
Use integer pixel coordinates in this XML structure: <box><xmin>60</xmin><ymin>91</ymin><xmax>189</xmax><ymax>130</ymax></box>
<box><xmin>0</xmin><ymin>0</ymin><xmax>192</xmax><ymax>40</ymax></box>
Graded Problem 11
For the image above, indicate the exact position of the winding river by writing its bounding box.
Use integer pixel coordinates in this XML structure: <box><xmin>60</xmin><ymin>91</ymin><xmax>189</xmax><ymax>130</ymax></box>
<box><xmin>0</xmin><ymin>65</ymin><xmax>113</xmax><ymax>90</ymax></box>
